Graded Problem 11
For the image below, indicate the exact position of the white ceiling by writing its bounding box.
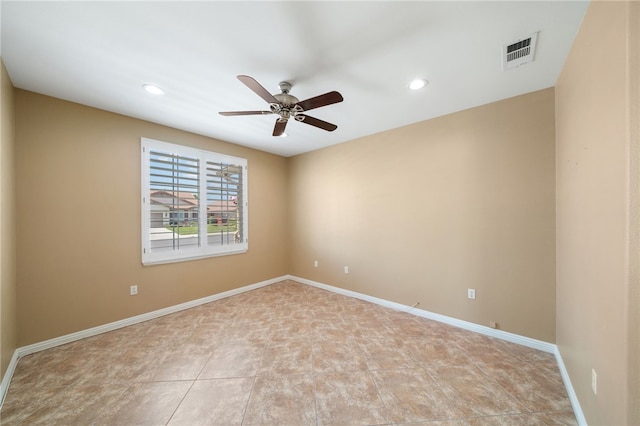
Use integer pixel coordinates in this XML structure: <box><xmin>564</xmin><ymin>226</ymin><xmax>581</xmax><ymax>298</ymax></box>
<box><xmin>1</xmin><ymin>1</ymin><xmax>589</xmax><ymax>157</ymax></box>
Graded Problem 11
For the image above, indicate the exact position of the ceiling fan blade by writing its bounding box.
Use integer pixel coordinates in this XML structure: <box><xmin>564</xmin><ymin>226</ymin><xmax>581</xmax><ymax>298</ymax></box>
<box><xmin>219</xmin><ymin>110</ymin><xmax>273</xmax><ymax>116</ymax></box>
<box><xmin>273</xmin><ymin>119</ymin><xmax>288</xmax><ymax>137</ymax></box>
<box><xmin>237</xmin><ymin>75</ymin><xmax>279</xmax><ymax>104</ymax></box>
<box><xmin>299</xmin><ymin>114</ymin><xmax>338</xmax><ymax>132</ymax></box>
<box><xmin>296</xmin><ymin>91</ymin><xmax>343</xmax><ymax>112</ymax></box>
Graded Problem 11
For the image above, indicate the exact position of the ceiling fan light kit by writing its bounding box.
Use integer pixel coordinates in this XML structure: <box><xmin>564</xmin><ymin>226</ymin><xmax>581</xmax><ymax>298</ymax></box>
<box><xmin>219</xmin><ymin>75</ymin><xmax>343</xmax><ymax>137</ymax></box>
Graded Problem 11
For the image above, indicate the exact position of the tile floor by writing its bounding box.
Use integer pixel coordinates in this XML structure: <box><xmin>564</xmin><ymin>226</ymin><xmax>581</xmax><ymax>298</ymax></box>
<box><xmin>0</xmin><ymin>280</ymin><xmax>577</xmax><ymax>425</ymax></box>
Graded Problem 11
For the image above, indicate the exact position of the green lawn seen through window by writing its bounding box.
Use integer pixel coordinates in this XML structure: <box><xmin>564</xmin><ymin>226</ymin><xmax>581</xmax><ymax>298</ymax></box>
<box><xmin>166</xmin><ymin>221</ymin><xmax>237</xmax><ymax>235</ymax></box>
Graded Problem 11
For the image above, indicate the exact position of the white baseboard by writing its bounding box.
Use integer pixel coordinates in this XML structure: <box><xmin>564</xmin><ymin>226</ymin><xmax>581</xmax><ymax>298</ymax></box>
<box><xmin>289</xmin><ymin>275</ymin><xmax>586</xmax><ymax>424</ymax></box>
<box><xmin>0</xmin><ymin>275</ymin><xmax>286</xmax><ymax>408</ymax></box>
<box><xmin>554</xmin><ymin>346</ymin><xmax>588</xmax><ymax>426</ymax></box>
<box><xmin>0</xmin><ymin>350</ymin><xmax>20</xmax><ymax>407</ymax></box>
<box><xmin>289</xmin><ymin>275</ymin><xmax>555</xmax><ymax>353</ymax></box>
<box><xmin>0</xmin><ymin>273</ymin><xmax>586</xmax><ymax>425</ymax></box>
<box><xmin>291</xmin><ymin>275</ymin><xmax>586</xmax><ymax>423</ymax></box>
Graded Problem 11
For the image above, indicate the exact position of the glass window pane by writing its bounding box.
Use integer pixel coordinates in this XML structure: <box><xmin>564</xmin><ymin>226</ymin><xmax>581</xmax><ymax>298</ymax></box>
<box><xmin>148</xmin><ymin>151</ymin><xmax>200</xmax><ymax>254</ymax></box>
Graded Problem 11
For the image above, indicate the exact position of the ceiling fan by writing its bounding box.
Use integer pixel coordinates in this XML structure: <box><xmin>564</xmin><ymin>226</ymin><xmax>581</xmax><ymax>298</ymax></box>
<box><xmin>219</xmin><ymin>75</ymin><xmax>343</xmax><ymax>137</ymax></box>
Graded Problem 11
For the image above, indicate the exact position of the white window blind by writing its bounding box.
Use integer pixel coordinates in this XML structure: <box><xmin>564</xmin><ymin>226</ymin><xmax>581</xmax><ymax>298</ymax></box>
<box><xmin>141</xmin><ymin>138</ymin><xmax>248</xmax><ymax>265</ymax></box>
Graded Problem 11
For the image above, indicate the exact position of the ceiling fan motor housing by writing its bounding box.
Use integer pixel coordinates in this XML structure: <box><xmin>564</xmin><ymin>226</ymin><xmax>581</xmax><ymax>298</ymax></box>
<box><xmin>273</xmin><ymin>93</ymin><xmax>299</xmax><ymax>106</ymax></box>
<box><xmin>271</xmin><ymin>82</ymin><xmax>303</xmax><ymax>121</ymax></box>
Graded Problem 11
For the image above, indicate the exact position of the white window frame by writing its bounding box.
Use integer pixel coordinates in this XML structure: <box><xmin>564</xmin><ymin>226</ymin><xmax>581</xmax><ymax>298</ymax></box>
<box><xmin>141</xmin><ymin>137</ymin><xmax>248</xmax><ymax>265</ymax></box>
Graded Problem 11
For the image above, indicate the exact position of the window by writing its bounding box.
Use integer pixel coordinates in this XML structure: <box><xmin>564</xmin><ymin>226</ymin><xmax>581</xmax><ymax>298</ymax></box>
<box><xmin>141</xmin><ymin>138</ymin><xmax>248</xmax><ymax>265</ymax></box>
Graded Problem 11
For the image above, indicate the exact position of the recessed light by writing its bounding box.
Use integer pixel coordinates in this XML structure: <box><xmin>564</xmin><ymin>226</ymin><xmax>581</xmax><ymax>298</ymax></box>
<box><xmin>280</xmin><ymin>132</ymin><xmax>288</xmax><ymax>138</ymax></box>
<box><xmin>142</xmin><ymin>84</ymin><xmax>165</xmax><ymax>95</ymax></box>
<box><xmin>409</xmin><ymin>79</ymin><xmax>428</xmax><ymax>90</ymax></box>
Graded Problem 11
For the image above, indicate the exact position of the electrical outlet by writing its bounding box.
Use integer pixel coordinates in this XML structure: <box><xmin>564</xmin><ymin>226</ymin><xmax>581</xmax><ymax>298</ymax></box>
<box><xmin>489</xmin><ymin>320</ymin><xmax>497</xmax><ymax>329</ymax></box>
<box><xmin>344</xmin><ymin>266</ymin><xmax>349</xmax><ymax>274</ymax></box>
<box><xmin>467</xmin><ymin>288</ymin><xmax>476</xmax><ymax>299</ymax></box>
<box><xmin>130</xmin><ymin>285</ymin><xmax>138</xmax><ymax>296</ymax></box>
<box><xmin>592</xmin><ymin>369</ymin><xmax>597</xmax><ymax>395</ymax></box>
<box><xmin>314</xmin><ymin>260</ymin><xmax>318</xmax><ymax>268</ymax></box>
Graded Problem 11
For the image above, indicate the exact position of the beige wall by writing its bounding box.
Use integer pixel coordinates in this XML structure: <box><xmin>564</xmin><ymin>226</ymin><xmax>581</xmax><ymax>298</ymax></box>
<box><xmin>8</xmin><ymin>5</ymin><xmax>639</xmax><ymax>422</ymax></box>
<box><xmin>289</xmin><ymin>88</ymin><xmax>556</xmax><ymax>342</ymax></box>
<box><xmin>15</xmin><ymin>90</ymin><xmax>290</xmax><ymax>346</ymax></box>
<box><xmin>556</xmin><ymin>1</ymin><xmax>640</xmax><ymax>424</ymax></box>
<box><xmin>0</xmin><ymin>60</ymin><xmax>17</xmax><ymax>377</ymax></box>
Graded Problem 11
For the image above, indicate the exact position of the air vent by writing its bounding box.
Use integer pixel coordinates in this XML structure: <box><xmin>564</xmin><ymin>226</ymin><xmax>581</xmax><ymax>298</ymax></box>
<box><xmin>502</xmin><ymin>32</ymin><xmax>538</xmax><ymax>71</ymax></box>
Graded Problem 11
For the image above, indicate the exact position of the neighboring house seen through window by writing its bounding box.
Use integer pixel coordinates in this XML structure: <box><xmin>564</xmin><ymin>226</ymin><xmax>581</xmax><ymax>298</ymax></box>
<box><xmin>141</xmin><ymin>138</ymin><xmax>248</xmax><ymax>265</ymax></box>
